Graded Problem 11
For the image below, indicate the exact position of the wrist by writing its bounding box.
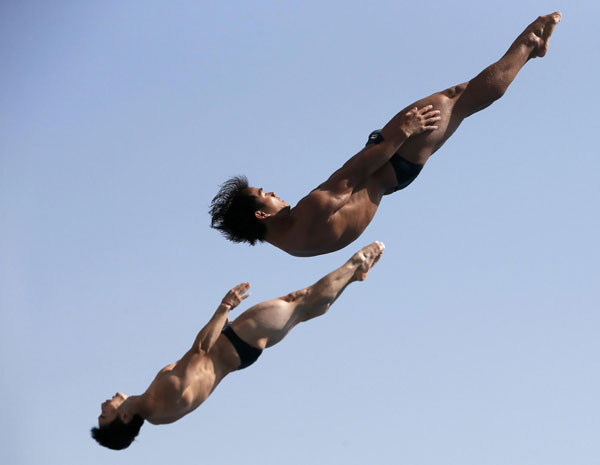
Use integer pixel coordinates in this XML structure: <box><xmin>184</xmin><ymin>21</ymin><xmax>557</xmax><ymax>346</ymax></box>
<box><xmin>397</xmin><ymin>126</ymin><xmax>412</xmax><ymax>139</ymax></box>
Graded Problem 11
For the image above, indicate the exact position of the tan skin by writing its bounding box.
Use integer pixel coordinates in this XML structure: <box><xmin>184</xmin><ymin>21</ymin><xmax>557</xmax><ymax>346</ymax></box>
<box><xmin>246</xmin><ymin>13</ymin><xmax>562</xmax><ymax>257</ymax></box>
<box><xmin>97</xmin><ymin>241</ymin><xmax>385</xmax><ymax>428</ymax></box>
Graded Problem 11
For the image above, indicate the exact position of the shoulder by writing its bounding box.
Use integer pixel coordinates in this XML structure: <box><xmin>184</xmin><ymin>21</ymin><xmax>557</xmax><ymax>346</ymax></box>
<box><xmin>158</xmin><ymin>363</ymin><xmax>177</xmax><ymax>373</ymax></box>
<box><xmin>152</xmin><ymin>363</ymin><xmax>177</xmax><ymax>381</ymax></box>
<box><xmin>294</xmin><ymin>184</ymin><xmax>349</xmax><ymax>217</ymax></box>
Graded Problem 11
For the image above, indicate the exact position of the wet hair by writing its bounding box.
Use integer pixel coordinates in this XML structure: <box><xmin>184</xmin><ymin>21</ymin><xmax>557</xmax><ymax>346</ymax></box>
<box><xmin>209</xmin><ymin>176</ymin><xmax>267</xmax><ymax>245</ymax></box>
<box><xmin>90</xmin><ymin>415</ymin><xmax>144</xmax><ymax>450</ymax></box>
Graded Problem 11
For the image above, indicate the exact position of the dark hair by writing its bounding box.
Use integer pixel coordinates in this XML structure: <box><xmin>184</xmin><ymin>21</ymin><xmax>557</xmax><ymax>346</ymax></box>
<box><xmin>209</xmin><ymin>176</ymin><xmax>267</xmax><ymax>245</ymax></box>
<box><xmin>90</xmin><ymin>415</ymin><xmax>144</xmax><ymax>450</ymax></box>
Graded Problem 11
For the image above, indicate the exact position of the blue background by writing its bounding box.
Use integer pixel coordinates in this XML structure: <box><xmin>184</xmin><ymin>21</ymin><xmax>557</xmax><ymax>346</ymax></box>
<box><xmin>2</xmin><ymin>1</ymin><xmax>599</xmax><ymax>464</ymax></box>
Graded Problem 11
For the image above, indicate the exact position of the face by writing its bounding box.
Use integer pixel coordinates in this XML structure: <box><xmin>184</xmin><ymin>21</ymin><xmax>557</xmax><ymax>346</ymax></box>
<box><xmin>246</xmin><ymin>187</ymin><xmax>289</xmax><ymax>217</ymax></box>
<box><xmin>98</xmin><ymin>392</ymin><xmax>128</xmax><ymax>427</ymax></box>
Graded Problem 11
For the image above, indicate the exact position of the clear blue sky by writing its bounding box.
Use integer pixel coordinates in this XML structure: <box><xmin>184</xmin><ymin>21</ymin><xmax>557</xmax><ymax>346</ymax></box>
<box><xmin>2</xmin><ymin>1</ymin><xmax>599</xmax><ymax>464</ymax></box>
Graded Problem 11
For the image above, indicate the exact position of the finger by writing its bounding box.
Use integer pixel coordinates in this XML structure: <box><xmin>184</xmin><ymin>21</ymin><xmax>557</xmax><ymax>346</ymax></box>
<box><xmin>240</xmin><ymin>292</ymin><xmax>250</xmax><ymax>300</ymax></box>
<box><xmin>230</xmin><ymin>284</ymin><xmax>242</xmax><ymax>292</ymax></box>
<box><xmin>422</xmin><ymin>109</ymin><xmax>440</xmax><ymax>118</ymax></box>
<box><xmin>418</xmin><ymin>105</ymin><xmax>434</xmax><ymax>114</ymax></box>
<box><xmin>425</xmin><ymin>116</ymin><xmax>442</xmax><ymax>124</ymax></box>
<box><xmin>424</xmin><ymin>125</ymin><xmax>439</xmax><ymax>131</ymax></box>
<box><xmin>372</xmin><ymin>250</ymin><xmax>383</xmax><ymax>265</ymax></box>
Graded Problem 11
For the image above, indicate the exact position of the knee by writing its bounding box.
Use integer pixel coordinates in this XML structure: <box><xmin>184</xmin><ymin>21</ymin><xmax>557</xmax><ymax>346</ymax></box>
<box><xmin>300</xmin><ymin>301</ymin><xmax>331</xmax><ymax>322</ymax></box>
<box><xmin>457</xmin><ymin>80</ymin><xmax>505</xmax><ymax>116</ymax></box>
<box><xmin>441</xmin><ymin>83</ymin><xmax>468</xmax><ymax>99</ymax></box>
<box><xmin>297</xmin><ymin>288</ymin><xmax>333</xmax><ymax>321</ymax></box>
<box><xmin>282</xmin><ymin>288</ymin><xmax>309</xmax><ymax>303</ymax></box>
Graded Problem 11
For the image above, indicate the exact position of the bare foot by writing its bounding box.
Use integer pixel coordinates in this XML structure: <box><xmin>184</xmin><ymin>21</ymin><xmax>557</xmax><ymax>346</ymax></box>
<box><xmin>525</xmin><ymin>12</ymin><xmax>562</xmax><ymax>58</ymax></box>
<box><xmin>351</xmin><ymin>241</ymin><xmax>385</xmax><ymax>281</ymax></box>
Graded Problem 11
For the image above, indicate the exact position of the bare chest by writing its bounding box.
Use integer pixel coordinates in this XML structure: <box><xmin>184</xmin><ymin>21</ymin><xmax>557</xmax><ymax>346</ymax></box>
<box><xmin>290</xmin><ymin>187</ymin><xmax>381</xmax><ymax>256</ymax></box>
<box><xmin>147</xmin><ymin>355</ymin><xmax>222</xmax><ymax>424</ymax></box>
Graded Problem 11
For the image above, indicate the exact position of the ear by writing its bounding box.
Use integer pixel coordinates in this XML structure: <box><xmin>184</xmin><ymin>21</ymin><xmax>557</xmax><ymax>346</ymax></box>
<box><xmin>119</xmin><ymin>411</ymin><xmax>131</xmax><ymax>423</ymax></box>
<box><xmin>254</xmin><ymin>210</ymin><xmax>271</xmax><ymax>220</ymax></box>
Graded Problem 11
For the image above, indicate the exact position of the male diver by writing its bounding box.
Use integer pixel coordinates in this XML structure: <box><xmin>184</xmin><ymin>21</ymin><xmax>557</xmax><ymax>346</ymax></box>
<box><xmin>210</xmin><ymin>13</ymin><xmax>562</xmax><ymax>257</ymax></box>
<box><xmin>91</xmin><ymin>241</ymin><xmax>384</xmax><ymax>450</ymax></box>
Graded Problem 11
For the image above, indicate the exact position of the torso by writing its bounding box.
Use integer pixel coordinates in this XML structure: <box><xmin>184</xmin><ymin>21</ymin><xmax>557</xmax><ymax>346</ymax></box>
<box><xmin>144</xmin><ymin>336</ymin><xmax>239</xmax><ymax>425</ymax></box>
<box><xmin>280</xmin><ymin>164</ymin><xmax>395</xmax><ymax>257</ymax></box>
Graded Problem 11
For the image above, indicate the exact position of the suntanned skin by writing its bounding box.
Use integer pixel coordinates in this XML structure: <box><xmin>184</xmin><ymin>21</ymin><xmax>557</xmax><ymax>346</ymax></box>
<box><xmin>245</xmin><ymin>13</ymin><xmax>562</xmax><ymax>257</ymax></box>
<box><xmin>97</xmin><ymin>241</ymin><xmax>385</xmax><ymax>427</ymax></box>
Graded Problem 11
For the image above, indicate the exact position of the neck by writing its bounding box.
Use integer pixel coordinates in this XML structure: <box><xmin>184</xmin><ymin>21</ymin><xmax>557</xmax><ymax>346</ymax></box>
<box><xmin>264</xmin><ymin>207</ymin><xmax>293</xmax><ymax>245</ymax></box>
<box><xmin>120</xmin><ymin>394</ymin><xmax>152</xmax><ymax>419</ymax></box>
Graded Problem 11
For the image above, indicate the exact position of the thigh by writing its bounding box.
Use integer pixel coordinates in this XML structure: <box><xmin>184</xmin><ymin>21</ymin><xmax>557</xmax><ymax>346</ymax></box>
<box><xmin>230</xmin><ymin>293</ymin><xmax>307</xmax><ymax>349</ymax></box>
<box><xmin>389</xmin><ymin>82</ymin><xmax>469</xmax><ymax>165</ymax></box>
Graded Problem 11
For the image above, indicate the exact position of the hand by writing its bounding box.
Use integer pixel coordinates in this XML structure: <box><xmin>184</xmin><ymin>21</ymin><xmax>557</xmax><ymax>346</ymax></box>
<box><xmin>399</xmin><ymin>105</ymin><xmax>441</xmax><ymax>137</ymax></box>
<box><xmin>221</xmin><ymin>282</ymin><xmax>250</xmax><ymax>309</ymax></box>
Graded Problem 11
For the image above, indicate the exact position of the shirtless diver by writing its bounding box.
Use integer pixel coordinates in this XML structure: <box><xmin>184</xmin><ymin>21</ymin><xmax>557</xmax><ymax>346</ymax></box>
<box><xmin>210</xmin><ymin>12</ymin><xmax>562</xmax><ymax>257</ymax></box>
<box><xmin>92</xmin><ymin>241</ymin><xmax>384</xmax><ymax>450</ymax></box>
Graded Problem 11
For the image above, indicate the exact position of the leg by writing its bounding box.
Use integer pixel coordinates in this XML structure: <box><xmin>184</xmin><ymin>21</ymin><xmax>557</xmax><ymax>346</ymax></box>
<box><xmin>230</xmin><ymin>242</ymin><xmax>385</xmax><ymax>350</ymax></box>
<box><xmin>375</xmin><ymin>12</ymin><xmax>561</xmax><ymax>174</ymax></box>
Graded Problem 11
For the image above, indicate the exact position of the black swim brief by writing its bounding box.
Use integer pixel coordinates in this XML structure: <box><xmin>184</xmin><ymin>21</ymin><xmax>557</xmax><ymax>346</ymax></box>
<box><xmin>366</xmin><ymin>129</ymin><xmax>423</xmax><ymax>192</ymax></box>
<box><xmin>222</xmin><ymin>324</ymin><xmax>262</xmax><ymax>370</ymax></box>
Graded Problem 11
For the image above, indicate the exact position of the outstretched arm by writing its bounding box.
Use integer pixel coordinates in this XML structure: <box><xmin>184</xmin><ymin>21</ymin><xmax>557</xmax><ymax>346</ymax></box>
<box><xmin>192</xmin><ymin>283</ymin><xmax>250</xmax><ymax>353</ymax></box>
<box><xmin>323</xmin><ymin>106</ymin><xmax>440</xmax><ymax>191</ymax></box>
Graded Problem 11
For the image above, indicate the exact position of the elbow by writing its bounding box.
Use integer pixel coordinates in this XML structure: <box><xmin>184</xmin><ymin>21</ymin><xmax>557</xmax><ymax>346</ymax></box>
<box><xmin>191</xmin><ymin>337</ymin><xmax>210</xmax><ymax>354</ymax></box>
<box><xmin>197</xmin><ymin>341</ymin><xmax>212</xmax><ymax>353</ymax></box>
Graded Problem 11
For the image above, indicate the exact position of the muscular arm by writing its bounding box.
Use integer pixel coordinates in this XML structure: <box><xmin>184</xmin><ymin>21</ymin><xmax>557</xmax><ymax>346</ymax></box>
<box><xmin>192</xmin><ymin>283</ymin><xmax>250</xmax><ymax>353</ymax></box>
<box><xmin>321</xmin><ymin>105</ymin><xmax>440</xmax><ymax>193</ymax></box>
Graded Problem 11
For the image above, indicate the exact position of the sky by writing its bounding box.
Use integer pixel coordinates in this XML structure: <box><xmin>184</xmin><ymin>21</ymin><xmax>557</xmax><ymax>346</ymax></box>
<box><xmin>1</xmin><ymin>1</ymin><xmax>599</xmax><ymax>464</ymax></box>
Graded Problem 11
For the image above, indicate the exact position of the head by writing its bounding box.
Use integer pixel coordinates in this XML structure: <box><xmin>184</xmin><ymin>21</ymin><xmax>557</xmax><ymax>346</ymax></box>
<box><xmin>91</xmin><ymin>392</ymin><xmax>144</xmax><ymax>450</ymax></box>
<box><xmin>210</xmin><ymin>176</ymin><xmax>289</xmax><ymax>245</ymax></box>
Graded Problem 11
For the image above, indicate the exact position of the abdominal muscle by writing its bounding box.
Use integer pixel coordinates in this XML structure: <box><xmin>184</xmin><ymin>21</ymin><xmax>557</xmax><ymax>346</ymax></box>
<box><xmin>146</xmin><ymin>341</ymin><xmax>237</xmax><ymax>424</ymax></box>
<box><xmin>332</xmin><ymin>186</ymin><xmax>382</xmax><ymax>244</ymax></box>
<box><xmin>331</xmin><ymin>159</ymin><xmax>406</xmax><ymax>248</ymax></box>
<box><xmin>289</xmin><ymin>181</ymin><xmax>385</xmax><ymax>257</ymax></box>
